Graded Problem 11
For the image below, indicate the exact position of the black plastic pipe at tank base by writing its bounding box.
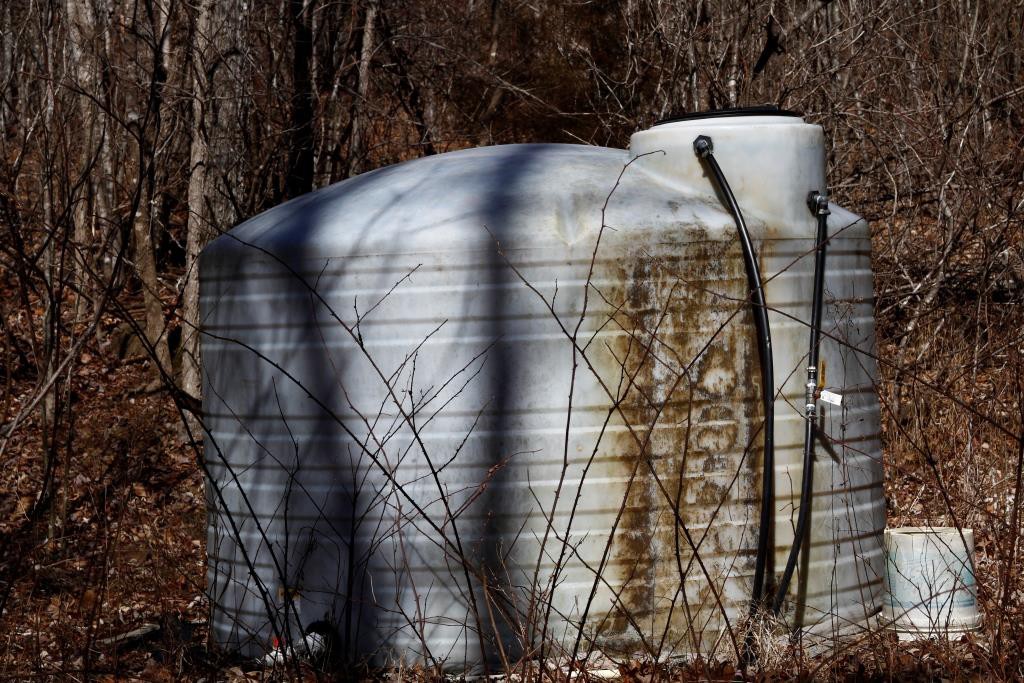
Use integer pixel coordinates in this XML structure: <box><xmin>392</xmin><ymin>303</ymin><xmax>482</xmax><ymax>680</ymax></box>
<box><xmin>770</xmin><ymin>191</ymin><xmax>831</xmax><ymax>617</ymax></box>
<box><xmin>692</xmin><ymin>134</ymin><xmax>775</xmax><ymax>614</ymax></box>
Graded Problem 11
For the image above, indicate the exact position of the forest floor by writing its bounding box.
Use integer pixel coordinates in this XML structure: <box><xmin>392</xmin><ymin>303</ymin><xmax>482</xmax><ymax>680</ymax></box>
<box><xmin>0</xmin><ymin>333</ymin><xmax>212</xmax><ymax>680</ymax></box>
<box><xmin>0</xmin><ymin>328</ymin><xmax>1010</xmax><ymax>682</ymax></box>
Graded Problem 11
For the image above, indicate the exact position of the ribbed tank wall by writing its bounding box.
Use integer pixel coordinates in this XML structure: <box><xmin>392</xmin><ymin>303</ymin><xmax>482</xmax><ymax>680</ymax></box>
<box><xmin>201</xmin><ymin>142</ymin><xmax>885</xmax><ymax>669</ymax></box>
<box><xmin>766</xmin><ymin>217</ymin><xmax>886</xmax><ymax>636</ymax></box>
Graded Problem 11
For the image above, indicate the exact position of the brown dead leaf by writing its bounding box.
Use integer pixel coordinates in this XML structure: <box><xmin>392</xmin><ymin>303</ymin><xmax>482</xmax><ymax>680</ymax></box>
<box><xmin>225</xmin><ymin>666</ymin><xmax>262</xmax><ymax>682</ymax></box>
<box><xmin>14</xmin><ymin>495</ymin><xmax>33</xmax><ymax>519</ymax></box>
<box><xmin>80</xmin><ymin>588</ymin><xmax>97</xmax><ymax>613</ymax></box>
<box><xmin>141</xmin><ymin>657</ymin><xmax>175</xmax><ymax>683</ymax></box>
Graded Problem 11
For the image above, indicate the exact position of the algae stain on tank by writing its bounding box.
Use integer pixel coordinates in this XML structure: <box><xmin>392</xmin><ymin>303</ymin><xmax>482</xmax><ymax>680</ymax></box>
<box><xmin>587</xmin><ymin>232</ymin><xmax>763</xmax><ymax>655</ymax></box>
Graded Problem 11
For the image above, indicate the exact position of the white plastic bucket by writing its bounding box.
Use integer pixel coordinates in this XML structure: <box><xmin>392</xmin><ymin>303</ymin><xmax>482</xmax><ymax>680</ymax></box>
<box><xmin>884</xmin><ymin>527</ymin><xmax>981</xmax><ymax>639</ymax></box>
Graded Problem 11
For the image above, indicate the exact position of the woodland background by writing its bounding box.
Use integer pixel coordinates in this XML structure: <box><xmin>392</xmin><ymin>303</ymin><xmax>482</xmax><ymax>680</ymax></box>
<box><xmin>0</xmin><ymin>0</ymin><xmax>1022</xmax><ymax>679</ymax></box>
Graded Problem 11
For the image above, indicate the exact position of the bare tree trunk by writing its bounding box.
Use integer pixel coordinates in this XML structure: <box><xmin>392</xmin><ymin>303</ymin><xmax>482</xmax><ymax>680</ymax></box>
<box><xmin>38</xmin><ymin>6</ymin><xmax>65</xmax><ymax>541</ymax></box>
<box><xmin>134</xmin><ymin>0</ymin><xmax>174</xmax><ymax>375</ymax></box>
<box><xmin>97</xmin><ymin>0</ymin><xmax>119</xmax><ymax>287</ymax></box>
<box><xmin>0</xmin><ymin>4</ymin><xmax>11</xmax><ymax>136</ymax></box>
<box><xmin>727</xmin><ymin>25</ymin><xmax>739</xmax><ymax>107</ymax></box>
<box><xmin>182</xmin><ymin>0</ymin><xmax>214</xmax><ymax>410</ymax></box>
<box><xmin>287</xmin><ymin>0</ymin><xmax>315</xmax><ymax>196</ymax></box>
<box><xmin>319</xmin><ymin>6</ymin><xmax>360</xmax><ymax>184</ymax></box>
<box><xmin>347</xmin><ymin>0</ymin><xmax>378</xmax><ymax>177</ymax></box>
<box><xmin>475</xmin><ymin>0</ymin><xmax>503</xmax><ymax>145</ymax></box>
<box><xmin>66</xmin><ymin>0</ymin><xmax>100</xmax><ymax>325</ymax></box>
<box><xmin>133</xmin><ymin>201</ymin><xmax>170</xmax><ymax>371</ymax></box>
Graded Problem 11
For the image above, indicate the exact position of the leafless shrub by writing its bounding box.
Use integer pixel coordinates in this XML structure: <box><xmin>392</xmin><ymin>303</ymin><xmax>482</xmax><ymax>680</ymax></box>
<box><xmin>0</xmin><ymin>0</ymin><xmax>1021</xmax><ymax>679</ymax></box>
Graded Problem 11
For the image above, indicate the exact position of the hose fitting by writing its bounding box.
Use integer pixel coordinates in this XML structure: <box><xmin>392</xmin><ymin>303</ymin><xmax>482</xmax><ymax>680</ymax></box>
<box><xmin>808</xmin><ymin>190</ymin><xmax>830</xmax><ymax>217</ymax></box>
<box><xmin>805</xmin><ymin>365</ymin><xmax>818</xmax><ymax>418</ymax></box>
<box><xmin>693</xmin><ymin>135</ymin><xmax>713</xmax><ymax>158</ymax></box>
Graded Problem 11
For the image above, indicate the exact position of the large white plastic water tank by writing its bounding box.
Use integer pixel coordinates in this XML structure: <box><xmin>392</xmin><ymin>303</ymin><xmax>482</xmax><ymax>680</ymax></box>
<box><xmin>201</xmin><ymin>110</ymin><xmax>885</xmax><ymax>670</ymax></box>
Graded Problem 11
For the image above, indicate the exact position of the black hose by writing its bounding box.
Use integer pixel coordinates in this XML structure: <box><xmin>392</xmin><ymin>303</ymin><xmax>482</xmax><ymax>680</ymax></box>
<box><xmin>770</xmin><ymin>191</ymin><xmax>830</xmax><ymax>616</ymax></box>
<box><xmin>692</xmin><ymin>135</ymin><xmax>775</xmax><ymax>612</ymax></box>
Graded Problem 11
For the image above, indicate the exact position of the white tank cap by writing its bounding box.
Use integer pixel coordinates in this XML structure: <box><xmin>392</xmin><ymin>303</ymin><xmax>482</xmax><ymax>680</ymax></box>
<box><xmin>628</xmin><ymin>107</ymin><xmax>826</xmax><ymax>235</ymax></box>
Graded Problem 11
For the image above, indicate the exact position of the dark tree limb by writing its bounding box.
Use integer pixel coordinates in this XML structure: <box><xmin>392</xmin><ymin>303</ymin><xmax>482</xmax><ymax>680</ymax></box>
<box><xmin>752</xmin><ymin>1</ymin><xmax>835</xmax><ymax>78</ymax></box>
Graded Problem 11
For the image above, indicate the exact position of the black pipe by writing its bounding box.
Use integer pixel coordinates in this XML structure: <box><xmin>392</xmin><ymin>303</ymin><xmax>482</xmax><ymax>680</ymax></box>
<box><xmin>692</xmin><ymin>135</ymin><xmax>775</xmax><ymax>611</ymax></box>
<box><xmin>770</xmin><ymin>191</ymin><xmax>830</xmax><ymax>616</ymax></box>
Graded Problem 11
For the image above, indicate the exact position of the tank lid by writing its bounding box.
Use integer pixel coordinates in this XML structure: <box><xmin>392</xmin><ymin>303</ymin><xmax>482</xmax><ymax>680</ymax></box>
<box><xmin>654</xmin><ymin>105</ymin><xmax>801</xmax><ymax>126</ymax></box>
<box><xmin>629</xmin><ymin>105</ymin><xmax>824</xmax><ymax>230</ymax></box>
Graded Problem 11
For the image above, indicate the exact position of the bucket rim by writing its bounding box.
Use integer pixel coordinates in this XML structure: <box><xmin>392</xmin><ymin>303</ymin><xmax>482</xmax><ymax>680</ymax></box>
<box><xmin>885</xmin><ymin>526</ymin><xmax>973</xmax><ymax>536</ymax></box>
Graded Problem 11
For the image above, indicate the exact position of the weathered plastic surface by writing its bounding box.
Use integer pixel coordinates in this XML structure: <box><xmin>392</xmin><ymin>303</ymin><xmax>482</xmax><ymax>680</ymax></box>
<box><xmin>201</xmin><ymin>116</ymin><xmax>885</xmax><ymax>669</ymax></box>
<box><xmin>884</xmin><ymin>527</ymin><xmax>981</xmax><ymax>638</ymax></box>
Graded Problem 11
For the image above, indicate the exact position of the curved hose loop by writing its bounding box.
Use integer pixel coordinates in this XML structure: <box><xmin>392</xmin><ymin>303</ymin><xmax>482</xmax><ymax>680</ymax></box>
<box><xmin>692</xmin><ymin>135</ymin><xmax>775</xmax><ymax>615</ymax></box>
<box><xmin>770</xmin><ymin>191</ymin><xmax>831</xmax><ymax>616</ymax></box>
